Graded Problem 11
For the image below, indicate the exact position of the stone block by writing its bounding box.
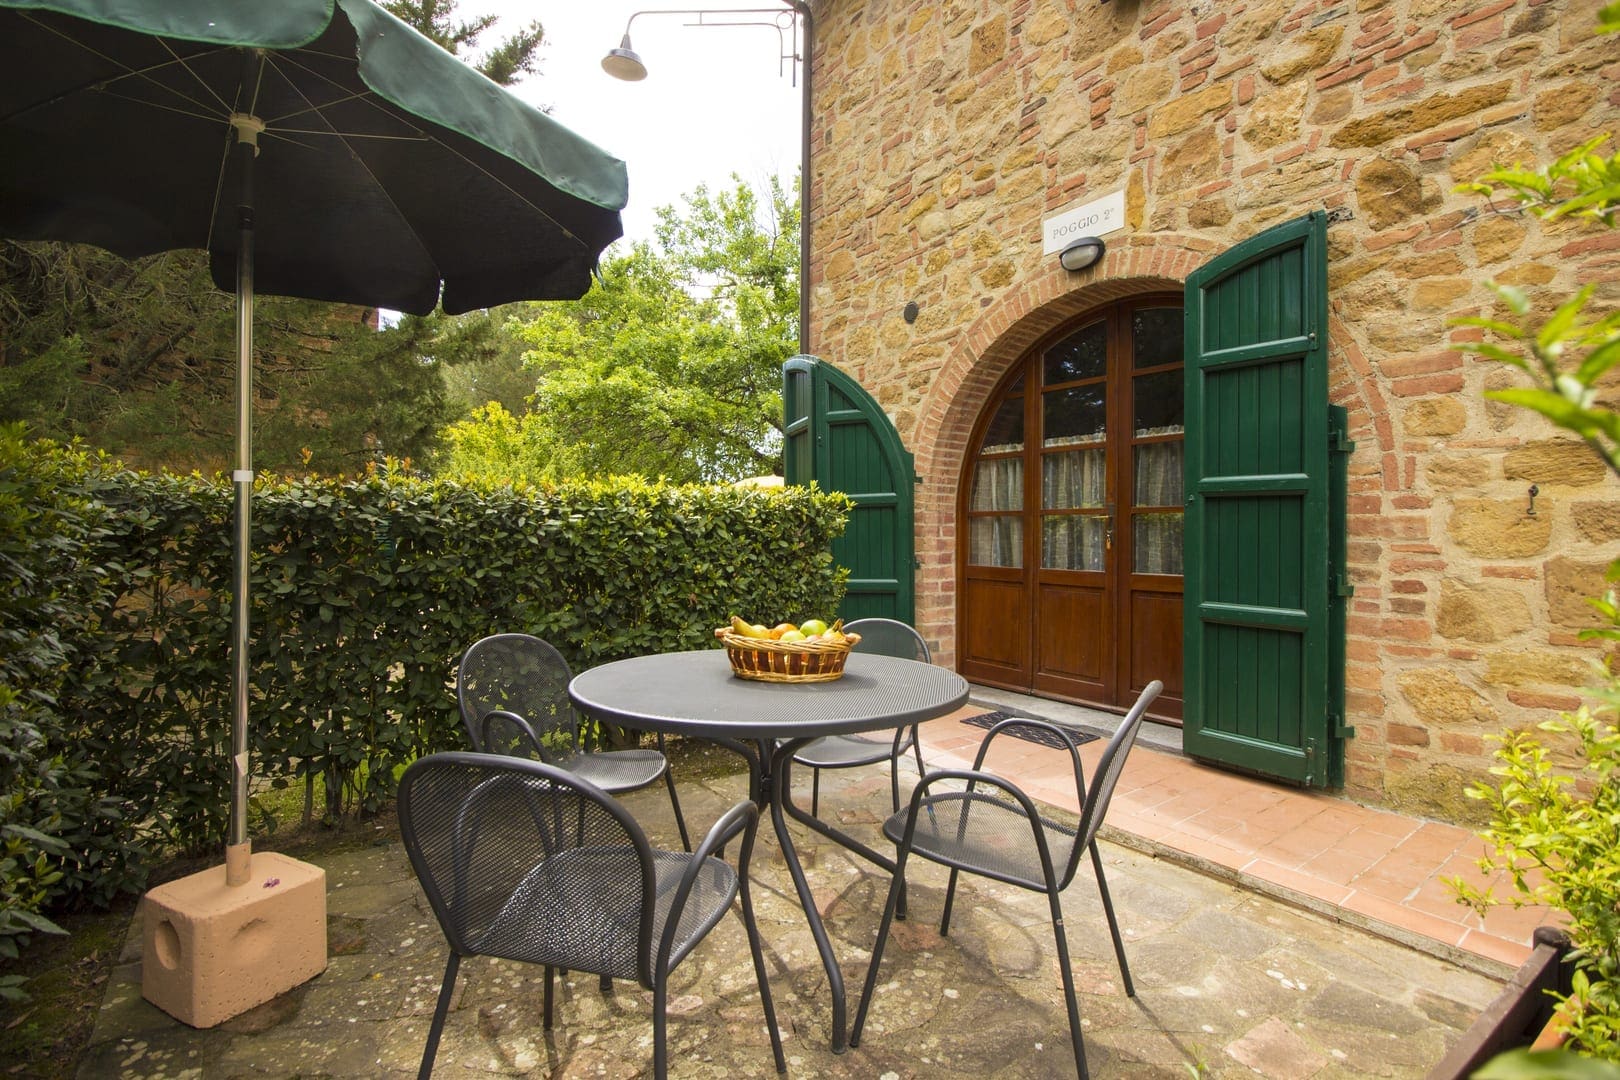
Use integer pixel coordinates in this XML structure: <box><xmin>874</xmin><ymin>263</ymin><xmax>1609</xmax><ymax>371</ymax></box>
<box><xmin>1546</xmin><ymin>556</ymin><xmax>1611</xmax><ymax>629</ymax></box>
<box><xmin>1356</xmin><ymin>158</ymin><xmax>1430</xmax><ymax>230</ymax></box>
<box><xmin>1258</xmin><ymin>26</ymin><xmax>1344</xmax><ymax>84</ymax></box>
<box><xmin>1448</xmin><ymin>498</ymin><xmax>1553</xmax><ymax>558</ymax></box>
<box><xmin>1483</xmin><ymin>649</ymin><xmax>1596</xmax><ymax>688</ymax></box>
<box><xmin>1405</xmin><ymin>397</ymin><xmax>1468</xmax><ymax>436</ymax></box>
<box><xmin>142</xmin><ymin>852</ymin><xmax>326</xmax><ymax>1029</ymax></box>
<box><xmin>1437</xmin><ymin>579</ymin><xmax>1533</xmax><ymax>642</ymax></box>
<box><xmin>1396</xmin><ymin>667</ymin><xmax>1497</xmax><ymax>725</ymax></box>
<box><xmin>1329</xmin><ymin>82</ymin><xmax>1513</xmax><ymax>148</ymax></box>
<box><xmin>1502</xmin><ymin>439</ymin><xmax>1609</xmax><ymax>487</ymax></box>
<box><xmin>968</xmin><ymin>14</ymin><xmax>1005</xmax><ymax>76</ymax></box>
<box><xmin>1574</xmin><ymin>501</ymin><xmax>1620</xmax><ymax>542</ymax></box>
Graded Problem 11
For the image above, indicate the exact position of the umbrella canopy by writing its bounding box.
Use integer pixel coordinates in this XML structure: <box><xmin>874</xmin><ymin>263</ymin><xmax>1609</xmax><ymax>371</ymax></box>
<box><xmin>0</xmin><ymin>0</ymin><xmax>628</xmax><ymax>313</ymax></box>
<box><xmin>0</xmin><ymin>0</ymin><xmax>629</xmax><ymax>883</ymax></box>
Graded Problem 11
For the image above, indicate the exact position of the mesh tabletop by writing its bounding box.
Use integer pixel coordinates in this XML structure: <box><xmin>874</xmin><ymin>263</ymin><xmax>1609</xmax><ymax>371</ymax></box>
<box><xmin>568</xmin><ymin>650</ymin><xmax>969</xmax><ymax>742</ymax></box>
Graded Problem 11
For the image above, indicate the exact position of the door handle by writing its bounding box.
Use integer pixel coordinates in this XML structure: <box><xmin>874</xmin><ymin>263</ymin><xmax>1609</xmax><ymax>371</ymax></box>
<box><xmin>1104</xmin><ymin>502</ymin><xmax>1115</xmax><ymax>551</ymax></box>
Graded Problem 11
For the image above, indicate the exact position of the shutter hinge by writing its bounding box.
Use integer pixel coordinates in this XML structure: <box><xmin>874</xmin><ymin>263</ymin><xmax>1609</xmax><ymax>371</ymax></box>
<box><xmin>1330</xmin><ymin>712</ymin><xmax>1356</xmax><ymax>739</ymax></box>
<box><xmin>1333</xmin><ymin>571</ymin><xmax>1355</xmax><ymax>598</ymax></box>
<box><xmin>1329</xmin><ymin>428</ymin><xmax>1355</xmax><ymax>453</ymax></box>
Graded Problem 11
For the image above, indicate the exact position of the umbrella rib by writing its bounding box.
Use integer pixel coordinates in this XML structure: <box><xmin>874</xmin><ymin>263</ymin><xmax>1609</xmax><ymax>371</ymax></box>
<box><xmin>259</xmin><ymin>52</ymin><xmax>592</xmax><ymax>253</ymax></box>
<box><xmin>2</xmin><ymin>12</ymin><xmax>234</xmax><ymax>125</ymax></box>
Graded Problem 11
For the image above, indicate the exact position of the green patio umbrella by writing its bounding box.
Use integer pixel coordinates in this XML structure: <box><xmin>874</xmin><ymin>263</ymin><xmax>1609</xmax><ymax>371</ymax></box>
<box><xmin>0</xmin><ymin>0</ymin><xmax>629</xmax><ymax>883</ymax></box>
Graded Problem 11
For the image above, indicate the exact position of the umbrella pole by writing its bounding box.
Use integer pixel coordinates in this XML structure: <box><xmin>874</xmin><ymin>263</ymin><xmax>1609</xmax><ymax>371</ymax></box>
<box><xmin>226</xmin><ymin>113</ymin><xmax>264</xmax><ymax>887</ymax></box>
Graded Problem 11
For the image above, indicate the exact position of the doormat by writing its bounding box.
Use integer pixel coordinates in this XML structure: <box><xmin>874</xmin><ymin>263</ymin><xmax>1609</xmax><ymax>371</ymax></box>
<box><xmin>960</xmin><ymin>711</ymin><xmax>1098</xmax><ymax>749</ymax></box>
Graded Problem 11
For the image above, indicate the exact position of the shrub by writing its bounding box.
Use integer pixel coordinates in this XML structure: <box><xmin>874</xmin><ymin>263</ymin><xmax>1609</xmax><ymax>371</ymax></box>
<box><xmin>0</xmin><ymin>437</ymin><xmax>851</xmax><ymax>965</ymax></box>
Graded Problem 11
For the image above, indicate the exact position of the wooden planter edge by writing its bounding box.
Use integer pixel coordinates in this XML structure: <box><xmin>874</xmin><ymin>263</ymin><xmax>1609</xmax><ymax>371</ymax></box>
<box><xmin>1426</xmin><ymin>927</ymin><xmax>1575</xmax><ymax>1080</ymax></box>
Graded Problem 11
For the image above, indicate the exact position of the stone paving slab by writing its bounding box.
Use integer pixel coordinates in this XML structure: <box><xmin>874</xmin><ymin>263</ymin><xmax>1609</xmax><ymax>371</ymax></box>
<box><xmin>81</xmin><ymin>750</ymin><xmax>1502</xmax><ymax>1078</ymax></box>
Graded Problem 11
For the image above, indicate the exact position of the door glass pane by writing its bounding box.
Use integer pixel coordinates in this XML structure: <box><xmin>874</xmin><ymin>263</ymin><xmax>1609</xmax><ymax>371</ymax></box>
<box><xmin>1134</xmin><ymin>512</ymin><xmax>1184</xmax><ymax>575</ymax></box>
<box><xmin>1042</xmin><ymin>449</ymin><xmax>1105</xmax><ymax>509</ymax></box>
<box><xmin>1042</xmin><ymin>515</ymin><xmax>1104</xmax><ymax>571</ymax></box>
<box><xmin>1134</xmin><ymin>442</ymin><xmax>1184</xmax><ymax>507</ymax></box>
<box><xmin>1132</xmin><ymin>307</ymin><xmax>1183</xmax><ymax>369</ymax></box>
<box><xmin>1043</xmin><ymin>385</ymin><xmax>1105</xmax><ymax>446</ymax></box>
<box><xmin>970</xmin><ymin>516</ymin><xmax>1023</xmax><ymax>567</ymax></box>
<box><xmin>980</xmin><ymin>394</ymin><xmax>1024</xmax><ymax>454</ymax></box>
<box><xmin>1133</xmin><ymin>369</ymin><xmax>1184</xmax><ymax>436</ymax></box>
<box><xmin>1043</xmin><ymin>321</ymin><xmax>1107</xmax><ymax>384</ymax></box>
<box><xmin>971</xmin><ymin>458</ymin><xmax>1024</xmax><ymax>511</ymax></box>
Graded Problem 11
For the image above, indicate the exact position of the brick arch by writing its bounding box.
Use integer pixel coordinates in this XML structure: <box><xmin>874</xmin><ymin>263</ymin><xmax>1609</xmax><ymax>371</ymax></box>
<box><xmin>906</xmin><ymin>235</ymin><xmax>1220</xmax><ymax>662</ymax></box>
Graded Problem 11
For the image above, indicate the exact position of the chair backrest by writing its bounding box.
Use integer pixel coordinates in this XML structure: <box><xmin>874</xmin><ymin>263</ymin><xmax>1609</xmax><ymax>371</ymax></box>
<box><xmin>1076</xmin><ymin>679</ymin><xmax>1163</xmax><ymax>851</ymax></box>
<box><xmin>457</xmin><ymin>633</ymin><xmax>578</xmax><ymax>759</ymax></box>
<box><xmin>398</xmin><ymin>752</ymin><xmax>656</xmax><ymax>985</ymax></box>
<box><xmin>844</xmin><ymin>618</ymin><xmax>931</xmax><ymax>663</ymax></box>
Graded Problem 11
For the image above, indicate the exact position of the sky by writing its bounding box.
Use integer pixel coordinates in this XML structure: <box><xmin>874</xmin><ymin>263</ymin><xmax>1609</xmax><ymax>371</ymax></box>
<box><xmin>474</xmin><ymin>2</ymin><xmax>805</xmax><ymax>248</ymax></box>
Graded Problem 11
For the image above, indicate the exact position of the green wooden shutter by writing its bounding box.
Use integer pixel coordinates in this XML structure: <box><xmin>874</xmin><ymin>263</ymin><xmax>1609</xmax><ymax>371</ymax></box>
<box><xmin>1182</xmin><ymin>211</ymin><xmax>1346</xmax><ymax>787</ymax></box>
<box><xmin>783</xmin><ymin>355</ymin><xmax>917</xmax><ymax>624</ymax></box>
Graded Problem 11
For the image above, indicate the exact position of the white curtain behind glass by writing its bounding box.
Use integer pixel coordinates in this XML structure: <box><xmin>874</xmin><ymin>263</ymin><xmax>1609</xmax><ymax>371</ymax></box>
<box><xmin>1134</xmin><ymin>441</ymin><xmax>1184</xmax><ymax>574</ymax></box>
<box><xmin>970</xmin><ymin>458</ymin><xmax>1023</xmax><ymax>566</ymax></box>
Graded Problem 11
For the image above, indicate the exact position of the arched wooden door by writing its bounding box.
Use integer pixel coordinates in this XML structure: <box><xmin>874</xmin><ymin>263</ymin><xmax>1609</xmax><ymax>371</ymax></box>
<box><xmin>957</xmin><ymin>296</ymin><xmax>1185</xmax><ymax>720</ymax></box>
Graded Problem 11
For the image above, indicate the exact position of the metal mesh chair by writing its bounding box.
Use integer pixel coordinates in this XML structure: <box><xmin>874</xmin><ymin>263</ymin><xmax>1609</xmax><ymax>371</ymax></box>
<box><xmin>397</xmin><ymin>752</ymin><xmax>786</xmax><ymax>1080</ymax></box>
<box><xmin>791</xmin><ymin>618</ymin><xmax>931</xmax><ymax>816</ymax></box>
<box><xmin>457</xmin><ymin>633</ymin><xmax>690</xmax><ymax>851</ymax></box>
<box><xmin>851</xmin><ymin>680</ymin><xmax>1164</xmax><ymax>1080</ymax></box>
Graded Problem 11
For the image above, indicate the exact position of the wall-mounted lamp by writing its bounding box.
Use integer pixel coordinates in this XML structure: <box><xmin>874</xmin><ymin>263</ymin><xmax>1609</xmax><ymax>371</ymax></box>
<box><xmin>602</xmin><ymin>5</ymin><xmax>814</xmax><ymax>354</ymax></box>
<box><xmin>602</xmin><ymin>34</ymin><xmax>648</xmax><ymax>80</ymax></box>
<box><xmin>1059</xmin><ymin>236</ymin><xmax>1106</xmax><ymax>272</ymax></box>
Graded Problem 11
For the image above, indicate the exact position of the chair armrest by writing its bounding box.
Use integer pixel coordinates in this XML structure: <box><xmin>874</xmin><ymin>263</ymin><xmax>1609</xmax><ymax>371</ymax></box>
<box><xmin>655</xmin><ymin>800</ymin><xmax>760</xmax><ymax>973</ymax></box>
<box><xmin>970</xmin><ymin>717</ymin><xmax>1089</xmax><ymax>807</ymax></box>
<box><xmin>896</xmin><ymin>768</ymin><xmax>1070</xmax><ymax>889</ymax></box>
<box><xmin>479</xmin><ymin>709</ymin><xmax>545</xmax><ymax>758</ymax></box>
<box><xmin>907</xmin><ymin>767</ymin><xmax>1047</xmax><ymax>826</ymax></box>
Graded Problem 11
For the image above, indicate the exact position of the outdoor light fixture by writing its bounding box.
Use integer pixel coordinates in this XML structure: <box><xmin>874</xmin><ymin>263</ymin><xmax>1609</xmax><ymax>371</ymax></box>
<box><xmin>1059</xmin><ymin>236</ymin><xmax>1107</xmax><ymax>272</ymax></box>
<box><xmin>603</xmin><ymin>4</ymin><xmax>813</xmax><ymax>353</ymax></box>
<box><xmin>601</xmin><ymin>34</ymin><xmax>647</xmax><ymax>80</ymax></box>
<box><xmin>601</xmin><ymin>8</ymin><xmax>804</xmax><ymax>84</ymax></box>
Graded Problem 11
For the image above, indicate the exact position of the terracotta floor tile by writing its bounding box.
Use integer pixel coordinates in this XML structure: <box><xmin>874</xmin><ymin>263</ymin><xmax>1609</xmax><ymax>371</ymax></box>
<box><xmin>1297</xmin><ymin>846</ymin><xmax>1373</xmax><ymax>888</ymax></box>
<box><xmin>1240</xmin><ymin>858</ymin><xmax>1355</xmax><ymax>906</ymax></box>
<box><xmin>1457</xmin><ymin>927</ymin><xmax>1534</xmax><ymax>967</ymax></box>
<box><xmin>1339</xmin><ymin>891</ymin><xmax>1471</xmax><ymax>948</ymax></box>
<box><xmin>915</xmin><ymin>714</ymin><xmax>1529</xmax><ymax>967</ymax></box>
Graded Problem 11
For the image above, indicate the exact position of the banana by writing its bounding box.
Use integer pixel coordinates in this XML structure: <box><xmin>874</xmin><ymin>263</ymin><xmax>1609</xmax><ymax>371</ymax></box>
<box><xmin>730</xmin><ymin>615</ymin><xmax>767</xmax><ymax>639</ymax></box>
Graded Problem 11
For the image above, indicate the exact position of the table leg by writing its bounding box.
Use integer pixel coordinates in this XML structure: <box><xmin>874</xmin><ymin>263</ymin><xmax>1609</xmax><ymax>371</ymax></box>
<box><xmin>768</xmin><ymin>738</ymin><xmax>849</xmax><ymax>1053</ymax></box>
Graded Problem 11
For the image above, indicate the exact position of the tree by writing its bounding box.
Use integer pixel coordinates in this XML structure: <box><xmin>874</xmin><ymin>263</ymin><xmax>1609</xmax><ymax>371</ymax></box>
<box><xmin>0</xmin><ymin>1</ymin><xmax>550</xmax><ymax>476</ymax></box>
<box><xmin>436</xmin><ymin>176</ymin><xmax>800</xmax><ymax>484</ymax></box>
<box><xmin>381</xmin><ymin>1</ymin><xmax>544</xmax><ymax>86</ymax></box>
<box><xmin>0</xmin><ymin>243</ymin><xmax>471</xmax><ymax>474</ymax></box>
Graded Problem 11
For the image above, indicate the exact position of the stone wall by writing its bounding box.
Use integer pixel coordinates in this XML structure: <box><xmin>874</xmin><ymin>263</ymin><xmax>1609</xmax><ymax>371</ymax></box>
<box><xmin>806</xmin><ymin>0</ymin><xmax>1620</xmax><ymax>818</ymax></box>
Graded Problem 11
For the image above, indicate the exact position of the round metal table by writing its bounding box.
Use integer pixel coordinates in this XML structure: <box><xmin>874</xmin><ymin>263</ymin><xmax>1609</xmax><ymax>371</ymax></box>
<box><xmin>569</xmin><ymin>648</ymin><xmax>969</xmax><ymax>1052</ymax></box>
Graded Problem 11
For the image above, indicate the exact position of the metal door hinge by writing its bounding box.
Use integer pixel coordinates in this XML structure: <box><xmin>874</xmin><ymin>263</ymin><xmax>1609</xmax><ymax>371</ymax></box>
<box><xmin>1333</xmin><ymin>571</ymin><xmax>1354</xmax><ymax>598</ymax></box>
<box><xmin>1330</xmin><ymin>713</ymin><xmax>1356</xmax><ymax>739</ymax></box>
<box><xmin>1329</xmin><ymin>428</ymin><xmax>1355</xmax><ymax>453</ymax></box>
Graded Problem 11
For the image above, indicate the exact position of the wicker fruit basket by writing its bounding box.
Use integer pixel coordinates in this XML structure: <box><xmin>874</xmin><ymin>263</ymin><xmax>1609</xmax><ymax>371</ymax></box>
<box><xmin>715</xmin><ymin>627</ymin><xmax>862</xmax><ymax>683</ymax></box>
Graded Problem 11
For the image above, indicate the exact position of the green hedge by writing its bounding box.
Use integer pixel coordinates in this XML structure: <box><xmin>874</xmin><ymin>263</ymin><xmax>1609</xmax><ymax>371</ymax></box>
<box><xmin>0</xmin><ymin>428</ymin><xmax>849</xmax><ymax>961</ymax></box>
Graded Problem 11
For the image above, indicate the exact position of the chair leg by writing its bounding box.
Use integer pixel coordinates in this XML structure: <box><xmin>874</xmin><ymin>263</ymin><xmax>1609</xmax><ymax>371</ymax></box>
<box><xmin>1090</xmin><ymin>840</ymin><xmax>1134</xmax><ymax>997</ymax></box>
<box><xmin>599</xmin><ymin>973</ymin><xmax>612</xmax><ymax>993</ymax></box>
<box><xmin>657</xmin><ymin>734</ymin><xmax>692</xmax><ymax>852</ymax></box>
<box><xmin>739</xmin><ymin>876</ymin><xmax>787</xmax><ymax>1072</ymax></box>
<box><xmin>850</xmin><ymin>848</ymin><xmax>910</xmax><ymax>1048</ymax></box>
<box><xmin>888</xmin><ymin>753</ymin><xmax>901</xmax><ymax>815</ymax></box>
<box><xmin>543</xmin><ymin>965</ymin><xmax>555</xmax><ymax>1030</ymax></box>
<box><xmin>652</xmin><ymin>976</ymin><xmax>670</xmax><ymax>1080</ymax></box>
<box><xmin>810</xmin><ymin>766</ymin><xmax>821</xmax><ymax>817</ymax></box>
<box><xmin>939</xmin><ymin>867</ymin><xmax>961</xmax><ymax>936</ymax></box>
<box><xmin>418</xmin><ymin>952</ymin><xmax>460</xmax><ymax>1080</ymax></box>
<box><xmin>1046</xmin><ymin>888</ymin><xmax>1090</xmax><ymax>1080</ymax></box>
